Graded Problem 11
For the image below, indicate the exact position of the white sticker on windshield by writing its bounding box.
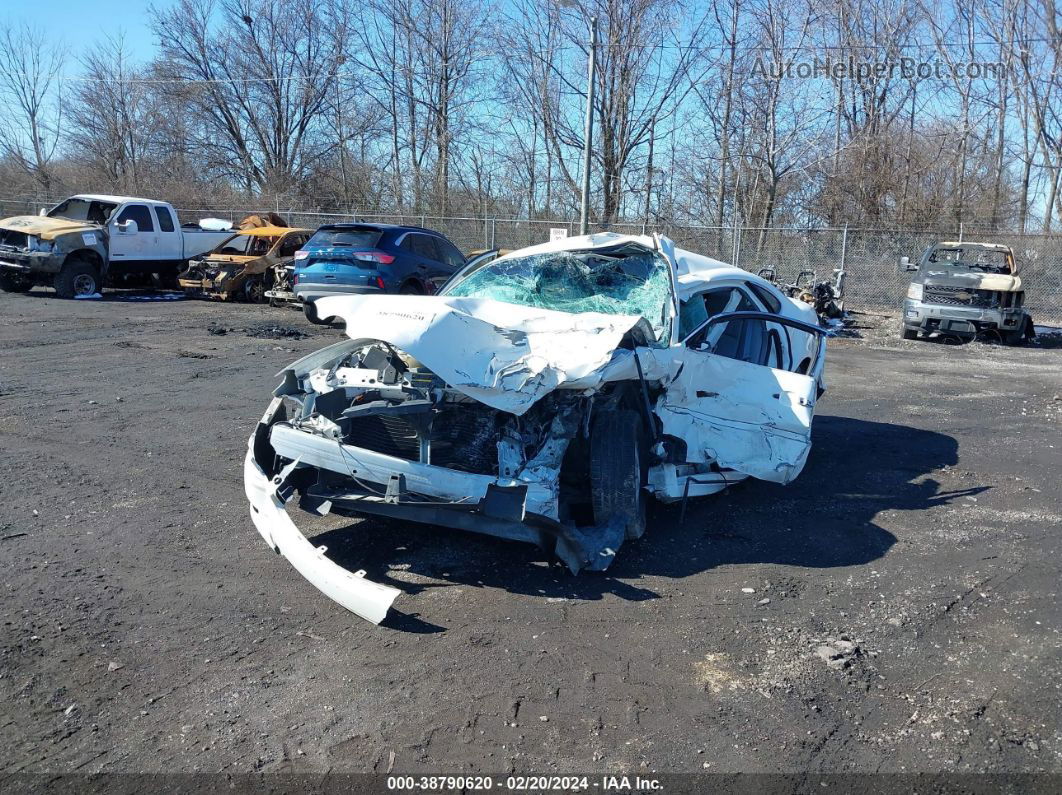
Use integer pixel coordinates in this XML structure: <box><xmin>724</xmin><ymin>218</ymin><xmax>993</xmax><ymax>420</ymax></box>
<box><xmin>82</xmin><ymin>233</ymin><xmax>97</xmax><ymax>245</ymax></box>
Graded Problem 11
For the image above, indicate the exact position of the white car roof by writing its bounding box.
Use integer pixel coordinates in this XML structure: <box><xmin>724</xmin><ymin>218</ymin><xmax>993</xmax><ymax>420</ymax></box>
<box><xmin>497</xmin><ymin>231</ymin><xmax>775</xmax><ymax>301</ymax></box>
<box><xmin>69</xmin><ymin>194</ymin><xmax>169</xmax><ymax>206</ymax></box>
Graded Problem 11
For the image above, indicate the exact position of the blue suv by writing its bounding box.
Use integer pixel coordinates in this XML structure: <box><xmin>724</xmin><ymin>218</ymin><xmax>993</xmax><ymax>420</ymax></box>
<box><xmin>293</xmin><ymin>223</ymin><xmax>466</xmax><ymax>324</ymax></box>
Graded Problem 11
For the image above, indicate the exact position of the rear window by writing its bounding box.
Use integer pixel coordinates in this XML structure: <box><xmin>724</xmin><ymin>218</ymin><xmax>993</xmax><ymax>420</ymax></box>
<box><xmin>307</xmin><ymin>227</ymin><xmax>382</xmax><ymax>249</ymax></box>
<box><xmin>154</xmin><ymin>206</ymin><xmax>175</xmax><ymax>232</ymax></box>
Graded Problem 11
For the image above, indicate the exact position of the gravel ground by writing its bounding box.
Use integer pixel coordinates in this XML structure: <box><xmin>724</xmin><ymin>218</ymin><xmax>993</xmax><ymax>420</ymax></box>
<box><xmin>0</xmin><ymin>292</ymin><xmax>1060</xmax><ymax>777</ymax></box>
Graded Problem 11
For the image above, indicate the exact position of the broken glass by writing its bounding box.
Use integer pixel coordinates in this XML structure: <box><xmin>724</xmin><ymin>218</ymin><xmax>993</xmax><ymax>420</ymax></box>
<box><xmin>445</xmin><ymin>249</ymin><xmax>674</xmax><ymax>344</ymax></box>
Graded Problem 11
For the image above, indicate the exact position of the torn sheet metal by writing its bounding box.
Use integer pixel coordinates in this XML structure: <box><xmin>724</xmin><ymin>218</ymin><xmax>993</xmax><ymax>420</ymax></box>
<box><xmin>315</xmin><ymin>294</ymin><xmax>644</xmax><ymax>415</ymax></box>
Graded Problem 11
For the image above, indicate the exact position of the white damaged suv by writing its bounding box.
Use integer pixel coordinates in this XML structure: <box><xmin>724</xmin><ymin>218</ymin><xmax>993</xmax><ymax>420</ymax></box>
<box><xmin>244</xmin><ymin>233</ymin><xmax>827</xmax><ymax>622</ymax></box>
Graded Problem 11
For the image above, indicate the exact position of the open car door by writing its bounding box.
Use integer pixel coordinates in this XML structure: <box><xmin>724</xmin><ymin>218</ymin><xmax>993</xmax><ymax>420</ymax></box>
<box><xmin>657</xmin><ymin>311</ymin><xmax>827</xmax><ymax>484</ymax></box>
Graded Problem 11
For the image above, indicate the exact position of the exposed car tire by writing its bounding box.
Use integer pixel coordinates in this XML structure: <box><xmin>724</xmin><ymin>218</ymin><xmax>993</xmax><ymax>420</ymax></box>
<box><xmin>302</xmin><ymin>300</ymin><xmax>331</xmax><ymax>325</ymax></box>
<box><xmin>399</xmin><ymin>282</ymin><xmax>424</xmax><ymax>295</ymax></box>
<box><xmin>900</xmin><ymin>326</ymin><xmax>918</xmax><ymax>340</ymax></box>
<box><xmin>589</xmin><ymin>409</ymin><xmax>648</xmax><ymax>541</ymax></box>
<box><xmin>54</xmin><ymin>257</ymin><xmax>101</xmax><ymax>299</ymax></box>
<box><xmin>243</xmin><ymin>276</ymin><xmax>265</xmax><ymax>304</ymax></box>
<box><xmin>0</xmin><ymin>272</ymin><xmax>32</xmax><ymax>292</ymax></box>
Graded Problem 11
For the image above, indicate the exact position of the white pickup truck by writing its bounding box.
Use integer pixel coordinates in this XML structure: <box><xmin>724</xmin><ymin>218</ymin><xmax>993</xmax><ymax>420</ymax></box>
<box><xmin>0</xmin><ymin>194</ymin><xmax>234</xmax><ymax>298</ymax></box>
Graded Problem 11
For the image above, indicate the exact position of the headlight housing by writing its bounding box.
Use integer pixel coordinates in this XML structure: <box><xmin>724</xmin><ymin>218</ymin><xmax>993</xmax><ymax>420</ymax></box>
<box><xmin>907</xmin><ymin>283</ymin><xmax>923</xmax><ymax>301</ymax></box>
<box><xmin>26</xmin><ymin>236</ymin><xmax>52</xmax><ymax>253</ymax></box>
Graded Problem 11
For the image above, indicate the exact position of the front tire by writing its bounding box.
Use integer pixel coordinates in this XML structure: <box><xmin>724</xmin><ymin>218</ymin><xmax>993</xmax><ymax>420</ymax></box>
<box><xmin>54</xmin><ymin>257</ymin><xmax>101</xmax><ymax>299</ymax></box>
<box><xmin>900</xmin><ymin>326</ymin><xmax>918</xmax><ymax>340</ymax></box>
<box><xmin>589</xmin><ymin>409</ymin><xmax>649</xmax><ymax>541</ymax></box>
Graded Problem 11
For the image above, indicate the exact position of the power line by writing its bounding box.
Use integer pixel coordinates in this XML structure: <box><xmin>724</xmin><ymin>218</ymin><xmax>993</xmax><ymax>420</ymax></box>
<box><xmin>0</xmin><ymin>36</ymin><xmax>1046</xmax><ymax>85</ymax></box>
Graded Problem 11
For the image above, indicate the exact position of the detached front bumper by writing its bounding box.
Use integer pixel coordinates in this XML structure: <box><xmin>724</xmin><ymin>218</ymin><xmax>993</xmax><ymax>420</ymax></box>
<box><xmin>244</xmin><ymin>399</ymin><xmax>626</xmax><ymax>619</ymax></box>
<box><xmin>243</xmin><ymin>436</ymin><xmax>401</xmax><ymax>623</ymax></box>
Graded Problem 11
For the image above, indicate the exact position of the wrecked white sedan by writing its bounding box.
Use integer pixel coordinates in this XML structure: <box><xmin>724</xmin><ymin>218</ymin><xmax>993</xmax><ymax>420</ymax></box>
<box><xmin>244</xmin><ymin>233</ymin><xmax>826</xmax><ymax>622</ymax></box>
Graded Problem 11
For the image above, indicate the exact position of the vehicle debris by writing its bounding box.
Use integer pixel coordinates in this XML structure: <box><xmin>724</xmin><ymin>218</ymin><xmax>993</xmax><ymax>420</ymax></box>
<box><xmin>757</xmin><ymin>266</ymin><xmax>845</xmax><ymax>323</ymax></box>
<box><xmin>244</xmin><ymin>233</ymin><xmax>827</xmax><ymax>622</ymax></box>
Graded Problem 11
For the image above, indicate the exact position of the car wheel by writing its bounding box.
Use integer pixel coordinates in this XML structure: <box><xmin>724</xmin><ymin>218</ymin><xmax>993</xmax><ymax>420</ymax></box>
<box><xmin>0</xmin><ymin>271</ymin><xmax>32</xmax><ymax>293</ymax></box>
<box><xmin>302</xmin><ymin>301</ymin><xmax>331</xmax><ymax>325</ymax></box>
<box><xmin>900</xmin><ymin>326</ymin><xmax>918</xmax><ymax>340</ymax></box>
<box><xmin>243</xmin><ymin>276</ymin><xmax>265</xmax><ymax>304</ymax></box>
<box><xmin>399</xmin><ymin>282</ymin><xmax>423</xmax><ymax>295</ymax></box>
<box><xmin>54</xmin><ymin>257</ymin><xmax>100</xmax><ymax>299</ymax></box>
<box><xmin>589</xmin><ymin>409</ymin><xmax>648</xmax><ymax>541</ymax></box>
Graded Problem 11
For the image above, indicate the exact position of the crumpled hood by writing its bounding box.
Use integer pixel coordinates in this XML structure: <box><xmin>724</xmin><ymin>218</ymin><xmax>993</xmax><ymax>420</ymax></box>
<box><xmin>0</xmin><ymin>215</ymin><xmax>101</xmax><ymax>241</ymax></box>
<box><xmin>315</xmin><ymin>294</ymin><xmax>644</xmax><ymax>415</ymax></box>
<box><xmin>922</xmin><ymin>269</ymin><xmax>1021</xmax><ymax>292</ymax></box>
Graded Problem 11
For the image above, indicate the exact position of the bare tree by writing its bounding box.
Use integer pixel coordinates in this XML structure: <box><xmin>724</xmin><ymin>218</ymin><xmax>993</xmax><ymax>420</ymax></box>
<box><xmin>0</xmin><ymin>21</ymin><xmax>65</xmax><ymax>195</ymax></box>
<box><xmin>150</xmin><ymin>0</ymin><xmax>350</xmax><ymax>196</ymax></box>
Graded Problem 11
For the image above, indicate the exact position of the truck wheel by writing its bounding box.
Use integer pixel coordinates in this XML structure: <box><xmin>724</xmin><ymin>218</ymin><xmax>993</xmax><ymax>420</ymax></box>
<box><xmin>900</xmin><ymin>326</ymin><xmax>918</xmax><ymax>341</ymax></box>
<box><xmin>302</xmin><ymin>300</ymin><xmax>331</xmax><ymax>325</ymax></box>
<box><xmin>54</xmin><ymin>258</ymin><xmax>101</xmax><ymax>299</ymax></box>
<box><xmin>0</xmin><ymin>272</ymin><xmax>32</xmax><ymax>293</ymax></box>
<box><xmin>589</xmin><ymin>409</ymin><xmax>649</xmax><ymax>540</ymax></box>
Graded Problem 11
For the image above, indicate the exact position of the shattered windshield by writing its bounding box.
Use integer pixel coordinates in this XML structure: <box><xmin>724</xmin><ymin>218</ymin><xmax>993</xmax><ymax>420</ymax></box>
<box><xmin>48</xmin><ymin>198</ymin><xmax>117</xmax><ymax>226</ymax></box>
<box><xmin>927</xmin><ymin>247</ymin><xmax>1011</xmax><ymax>274</ymax></box>
<box><xmin>444</xmin><ymin>245</ymin><xmax>674</xmax><ymax>343</ymax></box>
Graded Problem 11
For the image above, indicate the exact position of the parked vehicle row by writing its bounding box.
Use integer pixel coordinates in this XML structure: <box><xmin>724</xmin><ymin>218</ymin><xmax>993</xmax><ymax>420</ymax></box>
<box><xmin>0</xmin><ymin>198</ymin><xmax>484</xmax><ymax>324</ymax></box>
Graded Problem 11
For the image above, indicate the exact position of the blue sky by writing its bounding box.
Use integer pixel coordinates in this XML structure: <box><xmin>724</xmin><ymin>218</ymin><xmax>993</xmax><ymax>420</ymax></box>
<box><xmin>10</xmin><ymin>0</ymin><xmax>157</xmax><ymax>64</ymax></box>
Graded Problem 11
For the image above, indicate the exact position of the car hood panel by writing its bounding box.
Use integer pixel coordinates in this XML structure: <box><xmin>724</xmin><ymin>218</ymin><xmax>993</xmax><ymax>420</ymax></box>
<box><xmin>0</xmin><ymin>215</ymin><xmax>101</xmax><ymax>241</ymax></box>
<box><xmin>315</xmin><ymin>294</ymin><xmax>643</xmax><ymax>415</ymax></box>
<box><xmin>922</xmin><ymin>270</ymin><xmax>1021</xmax><ymax>291</ymax></box>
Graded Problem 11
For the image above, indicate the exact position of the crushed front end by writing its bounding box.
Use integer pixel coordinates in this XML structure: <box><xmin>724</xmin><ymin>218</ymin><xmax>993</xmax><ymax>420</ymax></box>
<box><xmin>178</xmin><ymin>255</ymin><xmax>255</xmax><ymax>300</ymax></box>
<box><xmin>245</xmin><ymin>338</ymin><xmax>634</xmax><ymax>622</ymax></box>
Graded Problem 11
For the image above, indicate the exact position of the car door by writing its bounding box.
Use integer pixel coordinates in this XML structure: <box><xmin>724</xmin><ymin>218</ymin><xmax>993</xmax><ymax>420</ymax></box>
<box><xmin>659</xmin><ymin>309</ymin><xmax>826</xmax><ymax>485</ymax></box>
<box><xmin>152</xmin><ymin>205</ymin><xmax>182</xmax><ymax>262</ymax></box>
<box><xmin>399</xmin><ymin>233</ymin><xmax>447</xmax><ymax>292</ymax></box>
<box><xmin>109</xmin><ymin>204</ymin><xmax>155</xmax><ymax>267</ymax></box>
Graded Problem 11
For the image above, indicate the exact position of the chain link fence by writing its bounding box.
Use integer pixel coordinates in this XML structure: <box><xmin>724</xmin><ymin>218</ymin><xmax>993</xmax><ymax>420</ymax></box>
<box><xmin>281</xmin><ymin>212</ymin><xmax>1062</xmax><ymax>322</ymax></box>
<box><xmin>1</xmin><ymin>196</ymin><xmax>1059</xmax><ymax>322</ymax></box>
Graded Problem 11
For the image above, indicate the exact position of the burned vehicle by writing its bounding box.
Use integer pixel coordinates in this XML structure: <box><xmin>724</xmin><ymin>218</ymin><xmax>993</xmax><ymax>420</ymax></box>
<box><xmin>757</xmin><ymin>266</ymin><xmax>845</xmax><ymax>324</ymax></box>
<box><xmin>0</xmin><ymin>195</ymin><xmax>234</xmax><ymax>298</ymax></box>
<box><xmin>178</xmin><ymin>219</ymin><xmax>311</xmax><ymax>302</ymax></box>
<box><xmin>900</xmin><ymin>242</ymin><xmax>1034</xmax><ymax>344</ymax></box>
<box><xmin>244</xmin><ymin>233</ymin><xmax>827</xmax><ymax>622</ymax></box>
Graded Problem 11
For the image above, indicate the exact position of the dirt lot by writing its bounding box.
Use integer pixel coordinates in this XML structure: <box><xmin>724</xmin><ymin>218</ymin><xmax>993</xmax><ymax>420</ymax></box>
<box><xmin>0</xmin><ymin>291</ymin><xmax>1060</xmax><ymax>778</ymax></box>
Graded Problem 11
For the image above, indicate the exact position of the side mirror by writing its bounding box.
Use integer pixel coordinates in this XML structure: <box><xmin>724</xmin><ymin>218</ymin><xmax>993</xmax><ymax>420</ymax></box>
<box><xmin>39</xmin><ymin>208</ymin><xmax>46</xmax><ymax>216</ymax></box>
<box><xmin>898</xmin><ymin>256</ymin><xmax>917</xmax><ymax>273</ymax></box>
<box><xmin>116</xmin><ymin>219</ymin><xmax>138</xmax><ymax>235</ymax></box>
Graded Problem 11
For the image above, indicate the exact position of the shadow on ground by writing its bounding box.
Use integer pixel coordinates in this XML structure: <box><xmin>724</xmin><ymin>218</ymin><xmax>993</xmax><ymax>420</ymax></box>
<box><xmin>313</xmin><ymin>415</ymin><xmax>987</xmax><ymax>630</ymax></box>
